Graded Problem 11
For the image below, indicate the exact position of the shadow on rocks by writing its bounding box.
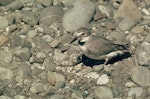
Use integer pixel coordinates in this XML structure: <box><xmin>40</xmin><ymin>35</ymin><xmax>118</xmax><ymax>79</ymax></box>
<box><xmin>81</xmin><ymin>52</ymin><xmax>131</xmax><ymax>67</ymax></box>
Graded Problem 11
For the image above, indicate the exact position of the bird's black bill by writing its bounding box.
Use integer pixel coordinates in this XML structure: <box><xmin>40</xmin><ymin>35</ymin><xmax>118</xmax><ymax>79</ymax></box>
<box><xmin>78</xmin><ymin>41</ymin><xmax>85</xmax><ymax>46</ymax></box>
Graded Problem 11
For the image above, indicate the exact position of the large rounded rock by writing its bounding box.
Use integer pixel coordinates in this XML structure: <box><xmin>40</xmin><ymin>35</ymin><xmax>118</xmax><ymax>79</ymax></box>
<box><xmin>39</xmin><ymin>6</ymin><xmax>64</xmax><ymax>25</ymax></box>
<box><xmin>62</xmin><ymin>0</ymin><xmax>95</xmax><ymax>32</ymax></box>
<box><xmin>114</xmin><ymin>0</ymin><xmax>142</xmax><ymax>21</ymax></box>
<box><xmin>131</xmin><ymin>66</ymin><xmax>150</xmax><ymax>87</ymax></box>
<box><xmin>135</xmin><ymin>41</ymin><xmax>150</xmax><ymax>66</ymax></box>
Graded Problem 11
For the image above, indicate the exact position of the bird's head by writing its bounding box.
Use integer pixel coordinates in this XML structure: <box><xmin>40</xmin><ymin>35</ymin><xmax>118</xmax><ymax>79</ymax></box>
<box><xmin>74</xmin><ymin>27</ymin><xmax>91</xmax><ymax>44</ymax></box>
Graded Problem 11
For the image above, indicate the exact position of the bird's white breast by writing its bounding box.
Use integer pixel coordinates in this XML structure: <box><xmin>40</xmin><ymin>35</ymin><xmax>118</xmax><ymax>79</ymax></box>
<box><xmin>79</xmin><ymin>45</ymin><xmax>87</xmax><ymax>52</ymax></box>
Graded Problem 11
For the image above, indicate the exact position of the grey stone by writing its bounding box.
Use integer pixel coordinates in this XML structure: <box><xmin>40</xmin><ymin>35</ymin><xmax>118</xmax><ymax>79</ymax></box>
<box><xmin>50</xmin><ymin>39</ymin><xmax>60</xmax><ymax>48</ymax></box>
<box><xmin>47</xmin><ymin>71</ymin><xmax>65</xmax><ymax>86</ymax></box>
<box><xmin>112</xmin><ymin>84</ymin><xmax>124</xmax><ymax>97</ymax></box>
<box><xmin>43</xmin><ymin>26</ymin><xmax>55</xmax><ymax>35</ymax></box>
<box><xmin>20</xmin><ymin>39</ymin><xmax>32</xmax><ymax>49</ymax></box>
<box><xmin>128</xmin><ymin>87</ymin><xmax>143</xmax><ymax>97</ymax></box>
<box><xmin>27</xmin><ymin>30</ymin><xmax>37</xmax><ymax>38</ymax></box>
<box><xmin>20</xmin><ymin>62</ymin><xmax>31</xmax><ymax>76</ymax></box>
<box><xmin>14</xmin><ymin>95</ymin><xmax>26</xmax><ymax>99</ymax></box>
<box><xmin>145</xmin><ymin>33</ymin><xmax>150</xmax><ymax>42</ymax></box>
<box><xmin>85</xmin><ymin>97</ymin><xmax>94</xmax><ymax>99</ymax></box>
<box><xmin>0</xmin><ymin>96</ymin><xmax>11</xmax><ymax>99</ymax></box>
<box><xmin>15</xmin><ymin>70</ymin><xmax>24</xmax><ymax>83</ymax></box>
<box><xmin>94</xmin><ymin>86</ymin><xmax>113</xmax><ymax>99</ymax></box>
<box><xmin>38</xmin><ymin>71</ymin><xmax>47</xmax><ymax>80</ymax></box>
<box><xmin>32</xmin><ymin>36</ymin><xmax>51</xmax><ymax>52</ymax></box>
<box><xmin>50</xmin><ymin>94</ymin><xmax>65</xmax><ymax>99</ymax></box>
<box><xmin>118</xmin><ymin>18</ymin><xmax>136</xmax><ymax>31</ymax></box>
<box><xmin>135</xmin><ymin>41</ymin><xmax>150</xmax><ymax>66</ymax></box>
<box><xmin>60</xmin><ymin>0</ymin><xmax>75</xmax><ymax>5</ymax></box>
<box><xmin>22</xmin><ymin>13</ymin><xmax>38</xmax><ymax>26</ymax></box>
<box><xmin>141</xmin><ymin>19</ymin><xmax>150</xmax><ymax>26</ymax></box>
<box><xmin>55</xmin><ymin>81</ymin><xmax>66</xmax><ymax>89</ymax></box>
<box><xmin>32</xmin><ymin>67</ymin><xmax>43</xmax><ymax>76</ymax></box>
<box><xmin>15</xmin><ymin>47</ymin><xmax>31</xmax><ymax>61</ymax></box>
<box><xmin>145</xmin><ymin>0</ymin><xmax>150</xmax><ymax>5</ymax></box>
<box><xmin>53</xmin><ymin>50</ymin><xmax>68</xmax><ymax>63</ymax></box>
<box><xmin>0</xmin><ymin>16</ymin><xmax>9</xmax><ymax>29</ymax></box>
<box><xmin>0</xmin><ymin>67</ymin><xmax>14</xmax><ymax>80</ymax></box>
<box><xmin>131</xmin><ymin>66</ymin><xmax>150</xmax><ymax>87</ymax></box>
<box><xmin>0</xmin><ymin>0</ymin><xmax>13</xmax><ymax>6</ymax></box>
<box><xmin>43</xmin><ymin>57</ymin><xmax>57</xmax><ymax>71</ymax></box>
<box><xmin>114</xmin><ymin>0</ymin><xmax>142</xmax><ymax>21</ymax></box>
<box><xmin>62</xmin><ymin>0</ymin><xmax>95</xmax><ymax>32</ymax></box>
<box><xmin>10</xmin><ymin>35</ymin><xmax>21</xmax><ymax>48</ymax></box>
<box><xmin>107</xmin><ymin>30</ymin><xmax>127</xmax><ymax>44</ymax></box>
<box><xmin>60</xmin><ymin>33</ymin><xmax>75</xmax><ymax>45</ymax></box>
<box><xmin>0</xmin><ymin>50</ymin><xmax>13</xmax><ymax>66</ymax></box>
<box><xmin>30</xmin><ymin>83</ymin><xmax>44</xmax><ymax>93</ymax></box>
<box><xmin>19</xmin><ymin>25</ymin><xmax>31</xmax><ymax>35</ymax></box>
<box><xmin>71</xmin><ymin>90</ymin><xmax>84</xmax><ymax>99</ymax></box>
<box><xmin>40</xmin><ymin>6</ymin><xmax>63</xmax><ymax>25</ymax></box>
<box><xmin>37</xmin><ymin>0</ymin><xmax>53</xmax><ymax>7</ymax></box>
<box><xmin>5</xmin><ymin>0</ymin><xmax>23</xmax><ymax>11</ymax></box>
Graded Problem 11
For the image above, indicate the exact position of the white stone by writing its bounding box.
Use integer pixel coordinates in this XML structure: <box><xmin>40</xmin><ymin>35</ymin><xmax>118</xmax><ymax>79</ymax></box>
<box><xmin>142</xmin><ymin>8</ymin><xmax>150</xmax><ymax>15</ymax></box>
<box><xmin>42</xmin><ymin>35</ymin><xmax>53</xmax><ymax>42</ymax></box>
<box><xmin>36</xmin><ymin>52</ymin><xmax>46</xmax><ymax>58</ymax></box>
<box><xmin>97</xmin><ymin>74</ymin><xmax>109</xmax><ymax>85</ymax></box>
<box><xmin>70</xmin><ymin>79</ymin><xmax>75</xmax><ymax>84</ymax></box>
<box><xmin>85</xmin><ymin>72</ymin><xmax>99</xmax><ymax>79</ymax></box>
<box><xmin>125</xmin><ymin>82</ymin><xmax>136</xmax><ymax>87</ymax></box>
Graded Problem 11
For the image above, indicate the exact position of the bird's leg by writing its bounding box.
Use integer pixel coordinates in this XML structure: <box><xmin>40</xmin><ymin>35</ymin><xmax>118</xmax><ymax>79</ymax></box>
<box><xmin>104</xmin><ymin>58</ymin><xmax>109</xmax><ymax>65</ymax></box>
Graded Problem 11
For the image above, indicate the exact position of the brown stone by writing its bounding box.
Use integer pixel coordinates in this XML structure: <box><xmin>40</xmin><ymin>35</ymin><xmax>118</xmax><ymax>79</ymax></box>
<box><xmin>0</xmin><ymin>35</ymin><xmax>9</xmax><ymax>46</ymax></box>
<box><xmin>131</xmin><ymin>25</ymin><xmax>144</xmax><ymax>34</ymax></box>
<box><xmin>114</xmin><ymin>0</ymin><xmax>142</xmax><ymax>21</ymax></box>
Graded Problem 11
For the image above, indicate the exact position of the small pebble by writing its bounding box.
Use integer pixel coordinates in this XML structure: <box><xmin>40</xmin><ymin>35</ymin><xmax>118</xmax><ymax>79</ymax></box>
<box><xmin>131</xmin><ymin>25</ymin><xmax>144</xmax><ymax>34</ymax></box>
<box><xmin>85</xmin><ymin>72</ymin><xmax>99</xmax><ymax>79</ymax></box>
<box><xmin>0</xmin><ymin>35</ymin><xmax>9</xmax><ymax>46</ymax></box>
<box><xmin>142</xmin><ymin>8</ymin><xmax>150</xmax><ymax>15</ymax></box>
<box><xmin>97</xmin><ymin>74</ymin><xmax>109</xmax><ymax>85</ymax></box>
<box><xmin>42</xmin><ymin>35</ymin><xmax>53</xmax><ymax>42</ymax></box>
<box><xmin>27</xmin><ymin>30</ymin><xmax>37</xmax><ymax>38</ymax></box>
<box><xmin>50</xmin><ymin>39</ymin><xmax>60</xmax><ymax>48</ymax></box>
<box><xmin>30</xmin><ymin>83</ymin><xmax>44</xmax><ymax>93</ymax></box>
<box><xmin>15</xmin><ymin>47</ymin><xmax>31</xmax><ymax>61</ymax></box>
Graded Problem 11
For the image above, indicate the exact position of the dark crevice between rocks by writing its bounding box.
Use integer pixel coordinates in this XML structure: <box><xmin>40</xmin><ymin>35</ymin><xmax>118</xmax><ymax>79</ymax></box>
<box><xmin>81</xmin><ymin>52</ymin><xmax>131</xmax><ymax>67</ymax></box>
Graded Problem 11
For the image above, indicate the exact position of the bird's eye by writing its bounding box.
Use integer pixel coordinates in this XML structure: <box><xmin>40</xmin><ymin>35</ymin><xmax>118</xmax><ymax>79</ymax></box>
<box><xmin>82</xmin><ymin>33</ymin><xmax>86</xmax><ymax>36</ymax></box>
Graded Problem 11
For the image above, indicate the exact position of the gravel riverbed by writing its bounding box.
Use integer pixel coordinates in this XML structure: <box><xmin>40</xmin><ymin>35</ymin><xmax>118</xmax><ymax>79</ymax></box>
<box><xmin>0</xmin><ymin>0</ymin><xmax>150</xmax><ymax>99</ymax></box>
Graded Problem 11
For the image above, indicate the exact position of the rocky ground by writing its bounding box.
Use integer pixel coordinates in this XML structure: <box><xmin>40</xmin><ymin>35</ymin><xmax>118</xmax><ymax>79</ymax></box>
<box><xmin>0</xmin><ymin>0</ymin><xmax>150</xmax><ymax>99</ymax></box>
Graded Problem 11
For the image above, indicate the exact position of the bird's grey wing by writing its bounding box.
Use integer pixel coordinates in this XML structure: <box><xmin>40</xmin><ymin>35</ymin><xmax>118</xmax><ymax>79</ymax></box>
<box><xmin>86</xmin><ymin>36</ymin><xmax>116</xmax><ymax>56</ymax></box>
